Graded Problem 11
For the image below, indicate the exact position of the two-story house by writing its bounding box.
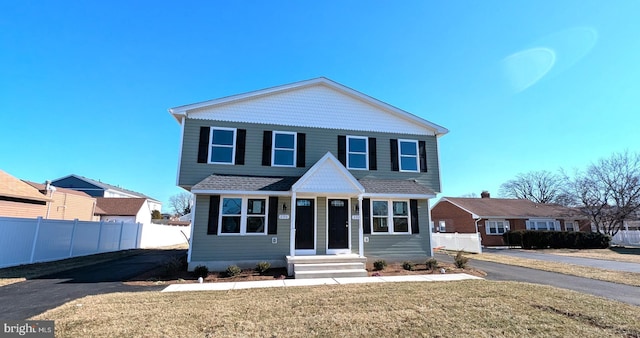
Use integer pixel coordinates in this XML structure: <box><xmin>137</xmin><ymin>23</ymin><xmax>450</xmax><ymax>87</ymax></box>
<box><xmin>170</xmin><ymin>78</ymin><xmax>448</xmax><ymax>277</ymax></box>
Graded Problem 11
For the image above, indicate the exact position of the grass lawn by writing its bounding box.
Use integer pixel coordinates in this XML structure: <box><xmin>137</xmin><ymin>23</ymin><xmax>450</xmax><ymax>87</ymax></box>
<box><xmin>32</xmin><ymin>280</ymin><xmax>640</xmax><ymax>337</ymax></box>
<box><xmin>468</xmin><ymin>248</ymin><xmax>640</xmax><ymax>287</ymax></box>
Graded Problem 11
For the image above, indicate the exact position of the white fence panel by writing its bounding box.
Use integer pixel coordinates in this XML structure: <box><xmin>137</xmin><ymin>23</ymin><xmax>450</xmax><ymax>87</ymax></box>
<box><xmin>139</xmin><ymin>223</ymin><xmax>191</xmax><ymax>248</ymax></box>
<box><xmin>0</xmin><ymin>218</ymin><xmax>37</xmax><ymax>267</ymax></box>
<box><xmin>0</xmin><ymin>216</ymin><xmax>142</xmax><ymax>269</ymax></box>
<box><xmin>432</xmin><ymin>232</ymin><xmax>482</xmax><ymax>254</ymax></box>
<box><xmin>612</xmin><ymin>230</ymin><xmax>640</xmax><ymax>246</ymax></box>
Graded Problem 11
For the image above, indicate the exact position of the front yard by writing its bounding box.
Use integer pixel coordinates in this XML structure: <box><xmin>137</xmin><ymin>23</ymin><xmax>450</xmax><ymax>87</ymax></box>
<box><xmin>32</xmin><ymin>280</ymin><xmax>640</xmax><ymax>337</ymax></box>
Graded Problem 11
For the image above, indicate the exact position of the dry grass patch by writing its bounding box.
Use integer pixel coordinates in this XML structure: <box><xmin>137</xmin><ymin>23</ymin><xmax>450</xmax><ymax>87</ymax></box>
<box><xmin>0</xmin><ymin>250</ymin><xmax>143</xmax><ymax>287</ymax></box>
<box><xmin>472</xmin><ymin>252</ymin><xmax>640</xmax><ymax>287</ymax></box>
<box><xmin>541</xmin><ymin>247</ymin><xmax>640</xmax><ymax>264</ymax></box>
<box><xmin>33</xmin><ymin>280</ymin><xmax>640</xmax><ymax>337</ymax></box>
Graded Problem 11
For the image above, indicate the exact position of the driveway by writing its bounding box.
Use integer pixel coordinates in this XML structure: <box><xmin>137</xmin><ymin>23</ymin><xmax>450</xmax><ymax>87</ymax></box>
<box><xmin>483</xmin><ymin>248</ymin><xmax>640</xmax><ymax>273</ymax></box>
<box><xmin>0</xmin><ymin>249</ymin><xmax>186</xmax><ymax>320</ymax></box>
<box><xmin>435</xmin><ymin>253</ymin><xmax>640</xmax><ymax>306</ymax></box>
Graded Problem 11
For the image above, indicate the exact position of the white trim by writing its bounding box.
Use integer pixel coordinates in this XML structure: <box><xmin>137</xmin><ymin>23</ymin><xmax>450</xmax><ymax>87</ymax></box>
<box><xmin>427</xmin><ymin>199</ymin><xmax>434</xmax><ymax>256</ymax></box>
<box><xmin>346</xmin><ymin>135</ymin><xmax>369</xmax><ymax>170</ymax></box>
<box><xmin>289</xmin><ymin>192</ymin><xmax>296</xmax><ymax>257</ymax></box>
<box><xmin>168</xmin><ymin>77</ymin><xmax>449</xmax><ymax>136</ymax></box>
<box><xmin>294</xmin><ymin>197</ymin><xmax>317</xmax><ymax>255</ymax></box>
<box><xmin>292</xmin><ymin>152</ymin><xmax>365</xmax><ymax>194</ymax></box>
<box><xmin>526</xmin><ymin>218</ymin><xmax>560</xmax><ymax>231</ymax></box>
<box><xmin>485</xmin><ymin>219</ymin><xmax>509</xmax><ymax>235</ymax></box>
<box><xmin>358</xmin><ymin>195</ymin><xmax>364</xmax><ymax>257</ymax></box>
<box><xmin>187</xmin><ymin>193</ymin><xmax>196</xmax><ymax>263</ymax></box>
<box><xmin>369</xmin><ymin>199</ymin><xmax>412</xmax><ymax>235</ymax></box>
<box><xmin>325</xmin><ymin>197</ymin><xmax>352</xmax><ymax>254</ymax></box>
<box><xmin>191</xmin><ymin>189</ymin><xmax>290</xmax><ymax>196</ymax></box>
<box><xmin>271</xmin><ymin>131</ymin><xmax>297</xmax><ymax>167</ymax></box>
<box><xmin>208</xmin><ymin>127</ymin><xmax>237</xmax><ymax>165</ymax></box>
<box><xmin>176</xmin><ymin>116</ymin><xmax>185</xmax><ymax>186</ymax></box>
<box><xmin>398</xmin><ymin>139</ymin><xmax>419</xmax><ymax>173</ymax></box>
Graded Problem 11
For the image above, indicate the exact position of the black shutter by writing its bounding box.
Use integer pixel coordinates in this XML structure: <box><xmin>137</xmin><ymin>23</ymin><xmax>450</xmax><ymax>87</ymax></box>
<box><xmin>337</xmin><ymin>135</ymin><xmax>346</xmax><ymax>165</ymax></box>
<box><xmin>198</xmin><ymin>127</ymin><xmax>210</xmax><ymax>163</ymax></box>
<box><xmin>390</xmin><ymin>139</ymin><xmax>399</xmax><ymax>171</ymax></box>
<box><xmin>296</xmin><ymin>133</ymin><xmax>306</xmax><ymax>167</ymax></box>
<box><xmin>268</xmin><ymin>196</ymin><xmax>278</xmax><ymax>235</ymax></box>
<box><xmin>362</xmin><ymin>198</ymin><xmax>371</xmax><ymax>234</ymax></box>
<box><xmin>262</xmin><ymin>131</ymin><xmax>272</xmax><ymax>166</ymax></box>
<box><xmin>419</xmin><ymin>140</ymin><xmax>427</xmax><ymax>172</ymax></box>
<box><xmin>368</xmin><ymin>137</ymin><xmax>377</xmax><ymax>170</ymax></box>
<box><xmin>410</xmin><ymin>199</ymin><xmax>420</xmax><ymax>234</ymax></box>
<box><xmin>235</xmin><ymin>129</ymin><xmax>246</xmax><ymax>165</ymax></box>
<box><xmin>207</xmin><ymin>195</ymin><xmax>220</xmax><ymax>235</ymax></box>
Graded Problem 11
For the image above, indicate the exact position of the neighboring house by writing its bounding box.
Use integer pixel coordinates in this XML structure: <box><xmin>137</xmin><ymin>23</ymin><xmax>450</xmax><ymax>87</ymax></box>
<box><xmin>24</xmin><ymin>181</ymin><xmax>96</xmax><ymax>221</ymax></box>
<box><xmin>94</xmin><ymin>197</ymin><xmax>152</xmax><ymax>225</ymax></box>
<box><xmin>0</xmin><ymin>170</ymin><xmax>51</xmax><ymax>218</ymax></box>
<box><xmin>169</xmin><ymin>77</ymin><xmax>448</xmax><ymax>274</ymax></box>
<box><xmin>51</xmin><ymin>174</ymin><xmax>162</xmax><ymax>212</ymax></box>
<box><xmin>431</xmin><ymin>192</ymin><xmax>589</xmax><ymax>247</ymax></box>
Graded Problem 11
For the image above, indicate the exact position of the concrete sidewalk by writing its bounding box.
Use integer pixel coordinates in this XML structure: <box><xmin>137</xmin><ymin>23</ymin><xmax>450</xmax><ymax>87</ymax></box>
<box><xmin>162</xmin><ymin>273</ymin><xmax>482</xmax><ymax>292</ymax></box>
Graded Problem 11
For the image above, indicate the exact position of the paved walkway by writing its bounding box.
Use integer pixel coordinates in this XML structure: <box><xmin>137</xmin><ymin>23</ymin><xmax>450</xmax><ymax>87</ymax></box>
<box><xmin>483</xmin><ymin>248</ymin><xmax>640</xmax><ymax>273</ymax></box>
<box><xmin>163</xmin><ymin>273</ymin><xmax>482</xmax><ymax>292</ymax></box>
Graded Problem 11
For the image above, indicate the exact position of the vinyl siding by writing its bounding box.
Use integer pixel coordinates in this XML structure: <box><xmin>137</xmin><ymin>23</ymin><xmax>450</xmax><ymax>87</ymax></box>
<box><xmin>316</xmin><ymin>197</ymin><xmax>327</xmax><ymax>255</ymax></box>
<box><xmin>0</xmin><ymin>200</ymin><xmax>47</xmax><ymax>218</ymax></box>
<box><xmin>46</xmin><ymin>192</ymin><xmax>95</xmax><ymax>221</ymax></box>
<box><xmin>179</xmin><ymin>119</ymin><xmax>441</xmax><ymax>192</ymax></box>
<box><xmin>363</xmin><ymin>199</ymin><xmax>431</xmax><ymax>261</ymax></box>
<box><xmin>190</xmin><ymin>195</ymin><xmax>290</xmax><ymax>265</ymax></box>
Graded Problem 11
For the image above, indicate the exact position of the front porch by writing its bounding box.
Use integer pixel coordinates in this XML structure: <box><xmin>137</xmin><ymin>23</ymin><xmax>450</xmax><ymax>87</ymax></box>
<box><xmin>286</xmin><ymin>254</ymin><xmax>368</xmax><ymax>279</ymax></box>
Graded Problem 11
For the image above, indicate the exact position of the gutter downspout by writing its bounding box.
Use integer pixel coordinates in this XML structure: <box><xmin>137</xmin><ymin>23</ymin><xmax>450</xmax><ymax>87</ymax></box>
<box><xmin>474</xmin><ymin>217</ymin><xmax>483</xmax><ymax>253</ymax></box>
<box><xmin>358</xmin><ymin>194</ymin><xmax>364</xmax><ymax>257</ymax></box>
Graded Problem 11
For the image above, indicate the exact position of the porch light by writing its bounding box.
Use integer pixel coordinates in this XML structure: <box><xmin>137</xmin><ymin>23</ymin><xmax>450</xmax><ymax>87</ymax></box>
<box><xmin>282</xmin><ymin>202</ymin><xmax>287</xmax><ymax>212</ymax></box>
<box><xmin>354</xmin><ymin>202</ymin><xmax>359</xmax><ymax>213</ymax></box>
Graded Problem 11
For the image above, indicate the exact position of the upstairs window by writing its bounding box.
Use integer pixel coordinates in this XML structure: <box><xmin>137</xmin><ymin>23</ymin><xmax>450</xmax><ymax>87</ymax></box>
<box><xmin>399</xmin><ymin>139</ymin><xmax>419</xmax><ymax>172</ymax></box>
<box><xmin>272</xmin><ymin>131</ymin><xmax>296</xmax><ymax>167</ymax></box>
<box><xmin>347</xmin><ymin>136</ymin><xmax>368</xmax><ymax>170</ymax></box>
<box><xmin>210</xmin><ymin>127</ymin><xmax>236</xmax><ymax>164</ymax></box>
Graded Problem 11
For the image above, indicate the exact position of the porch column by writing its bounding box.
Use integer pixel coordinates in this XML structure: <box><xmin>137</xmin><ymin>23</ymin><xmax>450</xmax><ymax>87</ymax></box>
<box><xmin>289</xmin><ymin>192</ymin><xmax>297</xmax><ymax>257</ymax></box>
<box><xmin>358</xmin><ymin>194</ymin><xmax>364</xmax><ymax>257</ymax></box>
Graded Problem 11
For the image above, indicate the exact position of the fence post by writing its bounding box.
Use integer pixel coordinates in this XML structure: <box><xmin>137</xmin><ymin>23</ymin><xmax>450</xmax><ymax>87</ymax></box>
<box><xmin>29</xmin><ymin>217</ymin><xmax>43</xmax><ymax>264</ymax></box>
<box><xmin>118</xmin><ymin>222</ymin><xmax>124</xmax><ymax>251</ymax></box>
<box><xmin>97</xmin><ymin>220</ymin><xmax>104</xmax><ymax>252</ymax></box>
<box><xmin>68</xmin><ymin>219</ymin><xmax>78</xmax><ymax>258</ymax></box>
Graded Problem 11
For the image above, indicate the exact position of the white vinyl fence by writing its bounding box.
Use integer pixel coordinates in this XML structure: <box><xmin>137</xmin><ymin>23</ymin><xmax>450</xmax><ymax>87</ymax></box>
<box><xmin>611</xmin><ymin>230</ymin><xmax>640</xmax><ymax>246</ymax></box>
<box><xmin>432</xmin><ymin>232</ymin><xmax>483</xmax><ymax>254</ymax></box>
<box><xmin>0</xmin><ymin>216</ymin><xmax>191</xmax><ymax>269</ymax></box>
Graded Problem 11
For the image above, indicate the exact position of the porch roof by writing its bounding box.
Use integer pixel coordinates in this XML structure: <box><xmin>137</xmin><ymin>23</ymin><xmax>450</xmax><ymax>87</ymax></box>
<box><xmin>191</xmin><ymin>174</ymin><xmax>435</xmax><ymax>197</ymax></box>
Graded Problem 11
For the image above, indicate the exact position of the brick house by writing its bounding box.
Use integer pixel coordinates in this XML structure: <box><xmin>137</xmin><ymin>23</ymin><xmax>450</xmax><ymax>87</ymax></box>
<box><xmin>431</xmin><ymin>192</ymin><xmax>589</xmax><ymax>247</ymax></box>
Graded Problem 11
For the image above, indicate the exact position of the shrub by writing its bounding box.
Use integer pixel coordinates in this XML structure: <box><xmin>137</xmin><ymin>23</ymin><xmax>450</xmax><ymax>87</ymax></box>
<box><xmin>402</xmin><ymin>261</ymin><xmax>415</xmax><ymax>271</ymax></box>
<box><xmin>454</xmin><ymin>251</ymin><xmax>469</xmax><ymax>269</ymax></box>
<box><xmin>226</xmin><ymin>265</ymin><xmax>242</xmax><ymax>277</ymax></box>
<box><xmin>503</xmin><ymin>230</ymin><xmax>611</xmax><ymax>249</ymax></box>
<box><xmin>425</xmin><ymin>258</ymin><xmax>438</xmax><ymax>270</ymax></box>
<box><xmin>255</xmin><ymin>261</ymin><xmax>271</xmax><ymax>274</ymax></box>
<box><xmin>192</xmin><ymin>265</ymin><xmax>209</xmax><ymax>278</ymax></box>
<box><xmin>373</xmin><ymin>260</ymin><xmax>387</xmax><ymax>271</ymax></box>
<box><xmin>164</xmin><ymin>255</ymin><xmax>187</xmax><ymax>276</ymax></box>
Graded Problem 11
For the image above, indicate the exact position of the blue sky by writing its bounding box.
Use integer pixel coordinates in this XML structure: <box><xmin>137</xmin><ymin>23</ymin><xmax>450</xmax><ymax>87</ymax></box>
<box><xmin>1</xmin><ymin>1</ymin><xmax>638</xmax><ymax>211</ymax></box>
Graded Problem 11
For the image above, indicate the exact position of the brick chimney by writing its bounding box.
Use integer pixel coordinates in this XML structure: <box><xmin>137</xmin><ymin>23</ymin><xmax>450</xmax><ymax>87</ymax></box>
<box><xmin>481</xmin><ymin>191</ymin><xmax>490</xmax><ymax>198</ymax></box>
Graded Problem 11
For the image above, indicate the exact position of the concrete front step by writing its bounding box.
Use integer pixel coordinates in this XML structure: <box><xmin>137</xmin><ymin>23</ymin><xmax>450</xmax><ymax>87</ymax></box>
<box><xmin>294</xmin><ymin>262</ymin><xmax>366</xmax><ymax>272</ymax></box>
<box><xmin>294</xmin><ymin>269</ymin><xmax>369</xmax><ymax>279</ymax></box>
<box><xmin>286</xmin><ymin>254</ymin><xmax>367</xmax><ymax>265</ymax></box>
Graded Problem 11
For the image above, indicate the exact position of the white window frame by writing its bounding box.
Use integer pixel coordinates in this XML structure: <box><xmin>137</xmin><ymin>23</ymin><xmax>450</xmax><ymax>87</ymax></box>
<box><xmin>218</xmin><ymin>196</ymin><xmax>268</xmax><ymax>236</ymax></box>
<box><xmin>346</xmin><ymin>135</ymin><xmax>368</xmax><ymax>170</ymax></box>
<box><xmin>564</xmin><ymin>220</ymin><xmax>578</xmax><ymax>232</ymax></box>
<box><xmin>371</xmin><ymin>199</ymin><xmax>411</xmax><ymax>235</ymax></box>
<box><xmin>398</xmin><ymin>139</ymin><xmax>419</xmax><ymax>172</ymax></box>
<box><xmin>526</xmin><ymin>219</ymin><xmax>559</xmax><ymax>231</ymax></box>
<box><xmin>438</xmin><ymin>220</ymin><xmax>446</xmax><ymax>233</ymax></box>
<box><xmin>486</xmin><ymin>219</ymin><xmax>509</xmax><ymax>235</ymax></box>
<box><xmin>209</xmin><ymin>127</ymin><xmax>237</xmax><ymax>165</ymax></box>
<box><xmin>272</xmin><ymin>131</ymin><xmax>297</xmax><ymax>167</ymax></box>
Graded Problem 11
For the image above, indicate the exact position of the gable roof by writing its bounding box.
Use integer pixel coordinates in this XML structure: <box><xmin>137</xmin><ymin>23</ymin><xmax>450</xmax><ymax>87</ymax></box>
<box><xmin>52</xmin><ymin>174</ymin><xmax>161</xmax><ymax>203</ymax></box>
<box><xmin>292</xmin><ymin>152</ymin><xmax>365</xmax><ymax>195</ymax></box>
<box><xmin>169</xmin><ymin>77</ymin><xmax>448</xmax><ymax>136</ymax></box>
<box><xmin>0</xmin><ymin>170</ymin><xmax>51</xmax><ymax>202</ymax></box>
<box><xmin>437</xmin><ymin>197</ymin><xmax>583</xmax><ymax>219</ymax></box>
<box><xmin>23</xmin><ymin>181</ymin><xmax>92</xmax><ymax>198</ymax></box>
<box><xmin>94</xmin><ymin>198</ymin><xmax>148</xmax><ymax>216</ymax></box>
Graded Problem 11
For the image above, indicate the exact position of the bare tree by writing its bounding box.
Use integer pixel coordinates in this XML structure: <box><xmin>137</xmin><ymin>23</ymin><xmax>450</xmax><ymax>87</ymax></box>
<box><xmin>564</xmin><ymin>151</ymin><xmax>640</xmax><ymax>236</ymax></box>
<box><xmin>169</xmin><ymin>192</ymin><xmax>193</xmax><ymax>216</ymax></box>
<box><xmin>499</xmin><ymin>170</ymin><xmax>566</xmax><ymax>204</ymax></box>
